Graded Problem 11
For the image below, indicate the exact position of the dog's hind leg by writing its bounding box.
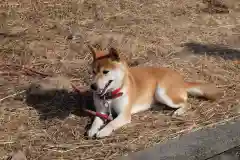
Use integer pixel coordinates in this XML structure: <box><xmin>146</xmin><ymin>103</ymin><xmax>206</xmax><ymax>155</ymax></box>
<box><xmin>155</xmin><ymin>85</ymin><xmax>188</xmax><ymax>116</ymax></box>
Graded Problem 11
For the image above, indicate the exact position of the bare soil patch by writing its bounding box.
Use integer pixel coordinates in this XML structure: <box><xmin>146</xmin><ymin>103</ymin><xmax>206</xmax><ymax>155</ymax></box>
<box><xmin>0</xmin><ymin>0</ymin><xmax>240</xmax><ymax>159</ymax></box>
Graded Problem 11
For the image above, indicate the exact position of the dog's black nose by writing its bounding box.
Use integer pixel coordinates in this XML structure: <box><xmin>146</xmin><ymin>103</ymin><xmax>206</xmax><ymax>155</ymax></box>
<box><xmin>90</xmin><ymin>83</ymin><xmax>98</xmax><ymax>91</ymax></box>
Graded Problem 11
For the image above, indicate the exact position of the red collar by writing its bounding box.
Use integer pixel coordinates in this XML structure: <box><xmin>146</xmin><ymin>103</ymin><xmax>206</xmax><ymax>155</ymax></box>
<box><xmin>100</xmin><ymin>88</ymin><xmax>123</xmax><ymax>100</ymax></box>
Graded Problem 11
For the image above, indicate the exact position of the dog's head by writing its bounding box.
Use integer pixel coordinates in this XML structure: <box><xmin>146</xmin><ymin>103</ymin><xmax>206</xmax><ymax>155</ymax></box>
<box><xmin>88</xmin><ymin>45</ymin><xmax>127</xmax><ymax>95</ymax></box>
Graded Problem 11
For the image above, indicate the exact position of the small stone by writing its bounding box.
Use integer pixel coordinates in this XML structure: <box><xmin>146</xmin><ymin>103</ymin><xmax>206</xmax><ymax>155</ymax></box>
<box><xmin>9</xmin><ymin>151</ymin><xmax>27</xmax><ymax>160</ymax></box>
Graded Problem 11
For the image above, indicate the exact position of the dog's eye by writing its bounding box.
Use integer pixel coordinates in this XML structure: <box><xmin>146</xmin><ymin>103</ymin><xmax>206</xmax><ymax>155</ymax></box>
<box><xmin>103</xmin><ymin>70</ymin><xmax>109</xmax><ymax>74</ymax></box>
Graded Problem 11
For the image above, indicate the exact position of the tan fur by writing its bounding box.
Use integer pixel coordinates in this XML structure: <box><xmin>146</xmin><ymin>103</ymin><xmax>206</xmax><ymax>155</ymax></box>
<box><xmin>87</xmin><ymin>46</ymin><xmax>222</xmax><ymax>138</ymax></box>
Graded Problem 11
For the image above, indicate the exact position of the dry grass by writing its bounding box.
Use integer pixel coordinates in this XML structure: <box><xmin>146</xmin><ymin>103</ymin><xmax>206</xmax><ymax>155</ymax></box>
<box><xmin>0</xmin><ymin>0</ymin><xmax>240</xmax><ymax>159</ymax></box>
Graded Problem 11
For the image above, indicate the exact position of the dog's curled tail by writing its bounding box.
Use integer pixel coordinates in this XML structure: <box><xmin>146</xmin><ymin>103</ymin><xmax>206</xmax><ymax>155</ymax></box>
<box><xmin>184</xmin><ymin>82</ymin><xmax>222</xmax><ymax>100</ymax></box>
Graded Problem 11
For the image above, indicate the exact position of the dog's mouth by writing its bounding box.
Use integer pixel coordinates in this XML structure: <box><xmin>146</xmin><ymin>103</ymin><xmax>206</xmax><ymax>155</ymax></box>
<box><xmin>97</xmin><ymin>80</ymin><xmax>113</xmax><ymax>96</ymax></box>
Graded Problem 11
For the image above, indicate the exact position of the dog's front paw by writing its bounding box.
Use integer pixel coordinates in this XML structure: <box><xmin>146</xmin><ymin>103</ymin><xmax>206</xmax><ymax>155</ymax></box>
<box><xmin>172</xmin><ymin>107</ymin><xmax>186</xmax><ymax>117</ymax></box>
<box><xmin>96</xmin><ymin>127</ymin><xmax>113</xmax><ymax>138</ymax></box>
<box><xmin>87</xmin><ymin>128</ymin><xmax>99</xmax><ymax>138</ymax></box>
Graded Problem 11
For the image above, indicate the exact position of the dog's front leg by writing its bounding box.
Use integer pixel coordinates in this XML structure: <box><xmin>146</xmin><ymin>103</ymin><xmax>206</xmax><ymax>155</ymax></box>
<box><xmin>87</xmin><ymin>116</ymin><xmax>105</xmax><ymax>137</ymax></box>
<box><xmin>87</xmin><ymin>94</ymin><xmax>107</xmax><ymax>137</ymax></box>
<box><xmin>96</xmin><ymin>113</ymin><xmax>131</xmax><ymax>138</ymax></box>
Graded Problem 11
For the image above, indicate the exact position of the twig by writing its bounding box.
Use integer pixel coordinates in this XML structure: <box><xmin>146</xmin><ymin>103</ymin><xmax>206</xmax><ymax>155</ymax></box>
<box><xmin>46</xmin><ymin>143</ymin><xmax>103</xmax><ymax>153</ymax></box>
<box><xmin>0</xmin><ymin>141</ymin><xmax>15</xmax><ymax>145</ymax></box>
<box><xmin>0</xmin><ymin>63</ymin><xmax>51</xmax><ymax>77</ymax></box>
<box><xmin>0</xmin><ymin>71</ymin><xmax>22</xmax><ymax>76</ymax></box>
<box><xmin>0</xmin><ymin>90</ymin><xmax>25</xmax><ymax>103</ymax></box>
<box><xmin>23</xmin><ymin>66</ymin><xmax>51</xmax><ymax>77</ymax></box>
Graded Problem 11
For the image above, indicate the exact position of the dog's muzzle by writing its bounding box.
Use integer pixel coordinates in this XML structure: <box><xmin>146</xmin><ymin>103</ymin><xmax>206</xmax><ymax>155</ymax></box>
<box><xmin>97</xmin><ymin>80</ymin><xmax>113</xmax><ymax>96</ymax></box>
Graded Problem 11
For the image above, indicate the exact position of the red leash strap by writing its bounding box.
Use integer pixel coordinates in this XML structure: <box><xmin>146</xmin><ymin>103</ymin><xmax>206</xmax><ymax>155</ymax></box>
<box><xmin>84</xmin><ymin>109</ymin><xmax>113</xmax><ymax>121</ymax></box>
<box><xmin>71</xmin><ymin>83</ymin><xmax>113</xmax><ymax>121</ymax></box>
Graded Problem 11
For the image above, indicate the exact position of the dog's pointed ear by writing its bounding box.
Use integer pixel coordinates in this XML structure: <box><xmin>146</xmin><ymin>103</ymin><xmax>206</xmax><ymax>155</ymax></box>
<box><xmin>109</xmin><ymin>47</ymin><xmax>120</xmax><ymax>61</ymax></box>
<box><xmin>87</xmin><ymin>45</ymin><xmax>97</xmax><ymax>60</ymax></box>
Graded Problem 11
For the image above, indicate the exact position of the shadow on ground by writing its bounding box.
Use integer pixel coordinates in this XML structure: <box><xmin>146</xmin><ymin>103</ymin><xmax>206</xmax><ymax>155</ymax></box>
<box><xmin>25</xmin><ymin>83</ymin><xmax>95</xmax><ymax>121</ymax></box>
<box><xmin>184</xmin><ymin>42</ymin><xmax>240</xmax><ymax>61</ymax></box>
<box><xmin>24</xmin><ymin>83</ymin><xmax>175</xmax><ymax>120</ymax></box>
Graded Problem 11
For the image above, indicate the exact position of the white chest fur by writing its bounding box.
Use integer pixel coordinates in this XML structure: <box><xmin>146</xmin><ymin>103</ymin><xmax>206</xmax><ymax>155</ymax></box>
<box><xmin>110</xmin><ymin>94</ymin><xmax>129</xmax><ymax>114</ymax></box>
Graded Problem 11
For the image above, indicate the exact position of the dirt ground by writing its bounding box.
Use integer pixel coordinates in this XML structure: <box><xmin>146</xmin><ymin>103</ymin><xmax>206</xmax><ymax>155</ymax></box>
<box><xmin>0</xmin><ymin>0</ymin><xmax>240</xmax><ymax>159</ymax></box>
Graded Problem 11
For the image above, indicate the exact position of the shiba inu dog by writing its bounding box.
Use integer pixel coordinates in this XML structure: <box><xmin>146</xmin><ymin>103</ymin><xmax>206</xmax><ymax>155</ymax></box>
<box><xmin>87</xmin><ymin>46</ymin><xmax>221</xmax><ymax>138</ymax></box>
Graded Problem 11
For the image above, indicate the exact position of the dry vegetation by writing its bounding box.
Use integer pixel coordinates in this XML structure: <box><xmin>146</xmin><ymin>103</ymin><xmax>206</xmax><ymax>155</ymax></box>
<box><xmin>0</xmin><ymin>0</ymin><xmax>240</xmax><ymax>159</ymax></box>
